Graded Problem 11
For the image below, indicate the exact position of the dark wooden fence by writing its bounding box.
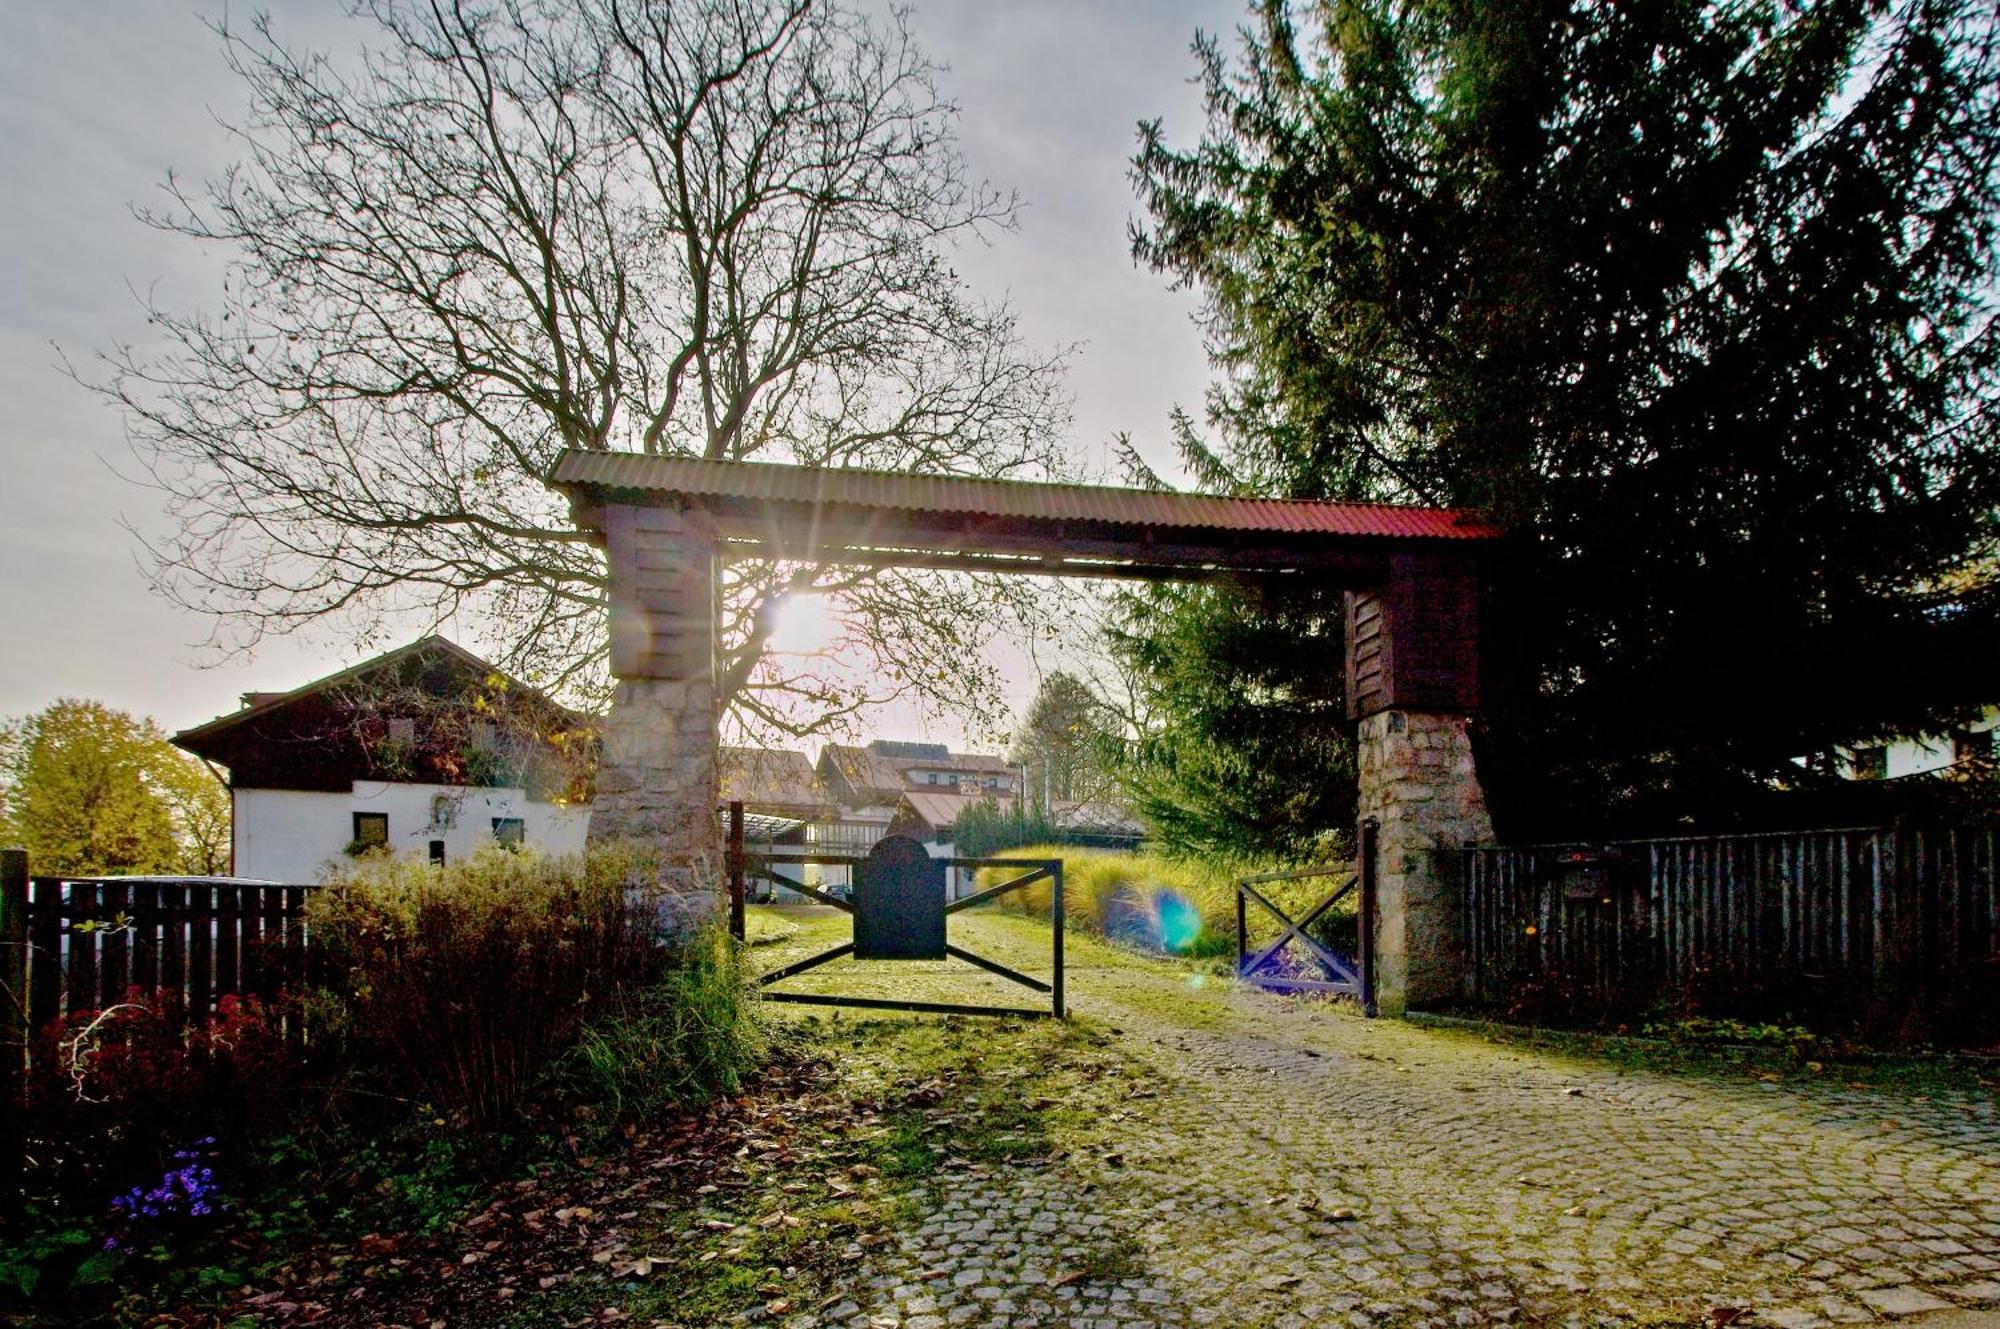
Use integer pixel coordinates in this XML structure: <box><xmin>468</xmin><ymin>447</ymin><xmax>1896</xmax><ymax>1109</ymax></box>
<box><xmin>1462</xmin><ymin>824</ymin><xmax>2000</xmax><ymax>1033</ymax></box>
<box><xmin>1</xmin><ymin>848</ymin><xmax>321</xmax><ymax>1217</ymax></box>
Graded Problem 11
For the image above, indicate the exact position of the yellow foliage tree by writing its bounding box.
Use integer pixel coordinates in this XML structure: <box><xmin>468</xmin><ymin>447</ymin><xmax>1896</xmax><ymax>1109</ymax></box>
<box><xmin>0</xmin><ymin>699</ymin><xmax>229</xmax><ymax>876</ymax></box>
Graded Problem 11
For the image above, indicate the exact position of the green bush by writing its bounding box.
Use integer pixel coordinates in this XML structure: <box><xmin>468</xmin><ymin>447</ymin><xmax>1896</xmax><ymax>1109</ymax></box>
<box><xmin>307</xmin><ymin>846</ymin><xmax>675</xmax><ymax>1127</ymax></box>
<box><xmin>973</xmin><ymin>845</ymin><xmax>1356</xmax><ymax>960</ymax></box>
<box><xmin>555</xmin><ymin>930</ymin><xmax>762</xmax><ymax>1126</ymax></box>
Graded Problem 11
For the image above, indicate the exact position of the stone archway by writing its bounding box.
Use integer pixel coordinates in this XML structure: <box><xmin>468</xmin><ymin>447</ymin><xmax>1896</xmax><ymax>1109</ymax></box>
<box><xmin>555</xmin><ymin>451</ymin><xmax>1497</xmax><ymax>1015</ymax></box>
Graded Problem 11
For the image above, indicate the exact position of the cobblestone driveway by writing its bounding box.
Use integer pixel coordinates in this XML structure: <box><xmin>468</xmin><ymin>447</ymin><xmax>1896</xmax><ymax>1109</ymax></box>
<box><xmin>758</xmin><ymin>912</ymin><xmax>2000</xmax><ymax>1329</ymax></box>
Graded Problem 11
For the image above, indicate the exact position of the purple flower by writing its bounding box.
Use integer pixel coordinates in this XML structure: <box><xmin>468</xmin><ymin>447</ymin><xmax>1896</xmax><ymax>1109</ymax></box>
<box><xmin>102</xmin><ymin>1144</ymin><xmax>229</xmax><ymax>1249</ymax></box>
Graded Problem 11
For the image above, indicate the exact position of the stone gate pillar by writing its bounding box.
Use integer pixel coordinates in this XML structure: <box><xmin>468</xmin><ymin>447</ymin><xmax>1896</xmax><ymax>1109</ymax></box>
<box><xmin>1348</xmin><ymin>552</ymin><xmax>1493</xmax><ymax>1015</ymax></box>
<box><xmin>587</xmin><ymin>502</ymin><xmax>723</xmax><ymax>928</ymax></box>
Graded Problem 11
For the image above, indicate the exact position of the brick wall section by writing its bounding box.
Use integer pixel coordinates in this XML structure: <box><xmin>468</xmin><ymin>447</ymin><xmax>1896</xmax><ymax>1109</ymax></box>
<box><xmin>1357</xmin><ymin>709</ymin><xmax>1493</xmax><ymax>1015</ymax></box>
<box><xmin>590</xmin><ymin>503</ymin><xmax>723</xmax><ymax>925</ymax></box>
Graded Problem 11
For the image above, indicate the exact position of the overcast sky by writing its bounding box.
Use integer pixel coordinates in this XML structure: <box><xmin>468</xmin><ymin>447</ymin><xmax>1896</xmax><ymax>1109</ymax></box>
<box><xmin>0</xmin><ymin>0</ymin><xmax>1242</xmax><ymax>749</ymax></box>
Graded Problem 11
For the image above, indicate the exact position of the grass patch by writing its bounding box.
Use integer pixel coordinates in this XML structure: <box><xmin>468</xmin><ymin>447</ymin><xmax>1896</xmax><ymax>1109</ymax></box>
<box><xmin>1068</xmin><ymin>1232</ymin><xmax>1148</xmax><ymax>1282</ymax></box>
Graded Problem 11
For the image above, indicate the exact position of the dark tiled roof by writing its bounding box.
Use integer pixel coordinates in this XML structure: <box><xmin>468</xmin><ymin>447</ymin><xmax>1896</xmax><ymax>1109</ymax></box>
<box><xmin>552</xmin><ymin>452</ymin><xmax>1497</xmax><ymax>541</ymax></box>
<box><xmin>173</xmin><ymin>635</ymin><xmax>572</xmax><ymax>752</ymax></box>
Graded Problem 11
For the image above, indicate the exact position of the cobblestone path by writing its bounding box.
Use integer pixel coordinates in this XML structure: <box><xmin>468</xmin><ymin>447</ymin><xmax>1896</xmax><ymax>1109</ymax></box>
<box><xmin>758</xmin><ymin>911</ymin><xmax>2000</xmax><ymax>1328</ymax></box>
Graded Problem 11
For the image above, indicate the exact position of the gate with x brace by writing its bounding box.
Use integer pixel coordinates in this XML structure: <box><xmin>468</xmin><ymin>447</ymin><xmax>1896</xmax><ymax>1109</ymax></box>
<box><xmin>726</xmin><ymin>810</ymin><xmax>1066</xmax><ymax>1019</ymax></box>
<box><xmin>1234</xmin><ymin>818</ymin><xmax>1380</xmax><ymax>1016</ymax></box>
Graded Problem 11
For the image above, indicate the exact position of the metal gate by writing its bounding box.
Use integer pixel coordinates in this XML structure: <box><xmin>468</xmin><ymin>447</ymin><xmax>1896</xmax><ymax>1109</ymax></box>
<box><xmin>1233</xmin><ymin>819</ymin><xmax>1378</xmax><ymax>1014</ymax></box>
<box><xmin>726</xmin><ymin>809</ymin><xmax>1065</xmax><ymax>1019</ymax></box>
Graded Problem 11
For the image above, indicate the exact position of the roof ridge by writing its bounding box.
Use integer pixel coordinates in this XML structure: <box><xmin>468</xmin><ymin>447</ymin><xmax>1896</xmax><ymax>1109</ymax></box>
<box><xmin>562</xmin><ymin>450</ymin><xmax>1477</xmax><ymax>516</ymax></box>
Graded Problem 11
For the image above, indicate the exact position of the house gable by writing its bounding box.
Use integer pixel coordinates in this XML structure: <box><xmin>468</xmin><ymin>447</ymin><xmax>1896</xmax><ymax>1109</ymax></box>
<box><xmin>173</xmin><ymin>636</ymin><xmax>590</xmax><ymax>798</ymax></box>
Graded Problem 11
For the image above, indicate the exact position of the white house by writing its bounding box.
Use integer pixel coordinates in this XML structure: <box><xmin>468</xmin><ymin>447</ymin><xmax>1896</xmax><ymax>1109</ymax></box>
<box><xmin>174</xmin><ymin>637</ymin><xmax>592</xmax><ymax>882</ymax></box>
<box><xmin>1836</xmin><ymin>708</ymin><xmax>1999</xmax><ymax>782</ymax></box>
<box><xmin>227</xmin><ymin>782</ymin><xmax>590</xmax><ymax>883</ymax></box>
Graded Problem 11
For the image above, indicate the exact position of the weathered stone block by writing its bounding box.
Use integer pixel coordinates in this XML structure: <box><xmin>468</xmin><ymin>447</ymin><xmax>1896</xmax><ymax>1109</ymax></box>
<box><xmin>1357</xmin><ymin>709</ymin><xmax>1492</xmax><ymax>1016</ymax></box>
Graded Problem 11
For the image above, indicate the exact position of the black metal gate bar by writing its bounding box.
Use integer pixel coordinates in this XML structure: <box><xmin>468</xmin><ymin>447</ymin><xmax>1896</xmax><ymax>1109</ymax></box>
<box><xmin>742</xmin><ymin>865</ymin><xmax>854</xmax><ymax>914</ymax></box>
<box><xmin>761</xmin><ymin>993</ymin><xmax>1053</xmax><ymax>1019</ymax></box>
<box><xmin>758</xmin><ymin>942</ymin><xmax>857</xmax><ymax>986</ymax></box>
<box><xmin>727</xmin><ymin>800</ymin><xmax>747</xmax><ymax>943</ymax></box>
<box><xmin>945</xmin><ymin>943</ymin><xmax>1054</xmax><ymax>993</ymax></box>
<box><xmin>1359</xmin><ymin>818</ymin><xmax>1379</xmax><ymax>1017</ymax></box>
<box><xmin>731</xmin><ymin>829</ymin><xmax>1066</xmax><ymax>1019</ymax></box>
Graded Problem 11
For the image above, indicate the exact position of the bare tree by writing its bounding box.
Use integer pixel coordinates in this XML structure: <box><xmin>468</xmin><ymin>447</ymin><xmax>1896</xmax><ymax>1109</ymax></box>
<box><xmin>92</xmin><ymin>0</ymin><xmax>1075</xmax><ymax>731</ymax></box>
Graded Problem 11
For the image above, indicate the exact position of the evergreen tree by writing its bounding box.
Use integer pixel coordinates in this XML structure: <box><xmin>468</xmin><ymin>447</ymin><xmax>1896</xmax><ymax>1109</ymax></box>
<box><xmin>1110</xmin><ymin>581</ymin><xmax>1356</xmax><ymax>860</ymax></box>
<box><xmin>1128</xmin><ymin>0</ymin><xmax>2000</xmax><ymax>835</ymax></box>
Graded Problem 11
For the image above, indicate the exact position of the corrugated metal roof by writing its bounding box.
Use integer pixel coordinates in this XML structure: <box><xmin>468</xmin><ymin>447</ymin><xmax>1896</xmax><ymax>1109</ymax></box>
<box><xmin>553</xmin><ymin>452</ymin><xmax>1497</xmax><ymax>541</ymax></box>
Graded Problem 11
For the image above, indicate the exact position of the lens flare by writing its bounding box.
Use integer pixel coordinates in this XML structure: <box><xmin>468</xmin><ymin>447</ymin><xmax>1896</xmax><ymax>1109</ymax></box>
<box><xmin>1154</xmin><ymin>889</ymin><xmax>1203</xmax><ymax>954</ymax></box>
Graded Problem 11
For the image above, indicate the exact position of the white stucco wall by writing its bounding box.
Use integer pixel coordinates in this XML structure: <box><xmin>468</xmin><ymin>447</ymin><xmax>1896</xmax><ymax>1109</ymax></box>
<box><xmin>233</xmin><ymin>781</ymin><xmax>591</xmax><ymax>882</ymax></box>
<box><xmin>1838</xmin><ymin>708</ymin><xmax>1999</xmax><ymax>781</ymax></box>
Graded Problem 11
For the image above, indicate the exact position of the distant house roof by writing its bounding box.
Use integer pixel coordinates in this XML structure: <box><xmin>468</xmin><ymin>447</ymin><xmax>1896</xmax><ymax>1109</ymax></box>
<box><xmin>893</xmin><ymin>789</ymin><xmax>1013</xmax><ymax>837</ymax></box>
<box><xmin>554</xmin><ymin>452</ymin><xmax>1496</xmax><ymax>542</ymax></box>
<box><xmin>819</xmin><ymin>741</ymin><xmax>1012</xmax><ymax>806</ymax></box>
<box><xmin>718</xmin><ymin>747</ymin><xmax>828</xmax><ymax>815</ymax></box>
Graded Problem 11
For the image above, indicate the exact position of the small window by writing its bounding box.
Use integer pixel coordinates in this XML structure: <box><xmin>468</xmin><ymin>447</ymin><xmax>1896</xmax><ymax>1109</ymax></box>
<box><xmin>492</xmin><ymin>817</ymin><xmax>525</xmax><ymax>849</ymax></box>
<box><xmin>471</xmin><ymin>721</ymin><xmax>498</xmax><ymax>749</ymax></box>
<box><xmin>352</xmin><ymin>811</ymin><xmax>389</xmax><ymax>850</ymax></box>
<box><xmin>428</xmin><ymin>839</ymin><xmax>446</xmax><ymax>865</ymax></box>
<box><xmin>1851</xmin><ymin>747</ymin><xmax>1888</xmax><ymax>781</ymax></box>
<box><xmin>387</xmin><ymin>716</ymin><xmax>416</xmax><ymax>744</ymax></box>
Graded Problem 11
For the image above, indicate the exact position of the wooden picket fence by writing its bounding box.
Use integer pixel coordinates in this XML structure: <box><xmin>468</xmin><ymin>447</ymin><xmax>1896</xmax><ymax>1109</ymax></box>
<box><xmin>1462</xmin><ymin>823</ymin><xmax>2000</xmax><ymax>1032</ymax></box>
<box><xmin>0</xmin><ymin>848</ymin><xmax>322</xmax><ymax>1218</ymax></box>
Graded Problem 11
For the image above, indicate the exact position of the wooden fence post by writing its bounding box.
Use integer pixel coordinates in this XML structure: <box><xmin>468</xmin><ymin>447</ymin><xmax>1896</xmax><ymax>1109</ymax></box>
<box><xmin>2</xmin><ymin>847</ymin><xmax>28</xmax><ymax>1224</ymax></box>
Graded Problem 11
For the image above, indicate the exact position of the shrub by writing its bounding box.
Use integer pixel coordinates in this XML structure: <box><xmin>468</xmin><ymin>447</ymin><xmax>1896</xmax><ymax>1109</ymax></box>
<box><xmin>307</xmin><ymin>846</ymin><xmax>673</xmax><ymax>1127</ymax></box>
<box><xmin>972</xmin><ymin>845</ymin><xmax>1356</xmax><ymax>960</ymax></box>
<box><xmin>27</xmin><ymin>989</ymin><xmax>294</xmax><ymax>1209</ymax></box>
<box><xmin>554</xmin><ymin>929</ymin><xmax>762</xmax><ymax>1127</ymax></box>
